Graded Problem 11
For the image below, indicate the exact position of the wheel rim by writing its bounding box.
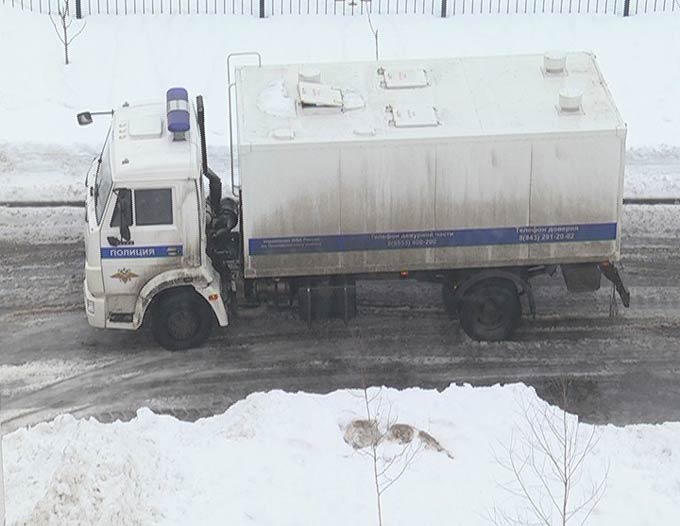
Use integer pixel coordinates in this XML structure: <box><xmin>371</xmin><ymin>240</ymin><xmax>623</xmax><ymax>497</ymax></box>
<box><xmin>475</xmin><ymin>292</ymin><xmax>508</xmax><ymax>330</ymax></box>
<box><xmin>166</xmin><ymin>308</ymin><xmax>200</xmax><ymax>341</ymax></box>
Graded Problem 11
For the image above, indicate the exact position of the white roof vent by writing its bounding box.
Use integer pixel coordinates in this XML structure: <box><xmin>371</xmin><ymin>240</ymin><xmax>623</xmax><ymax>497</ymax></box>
<box><xmin>558</xmin><ymin>88</ymin><xmax>584</xmax><ymax>115</ymax></box>
<box><xmin>389</xmin><ymin>105</ymin><xmax>439</xmax><ymax>128</ymax></box>
<box><xmin>128</xmin><ymin>115</ymin><xmax>163</xmax><ymax>139</ymax></box>
<box><xmin>299</xmin><ymin>68</ymin><xmax>321</xmax><ymax>84</ymax></box>
<box><xmin>543</xmin><ymin>51</ymin><xmax>567</xmax><ymax>76</ymax></box>
<box><xmin>380</xmin><ymin>68</ymin><xmax>429</xmax><ymax>89</ymax></box>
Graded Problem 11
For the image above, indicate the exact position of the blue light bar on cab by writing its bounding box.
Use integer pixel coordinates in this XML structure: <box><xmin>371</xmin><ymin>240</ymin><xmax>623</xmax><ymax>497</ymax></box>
<box><xmin>166</xmin><ymin>87</ymin><xmax>190</xmax><ymax>135</ymax></box>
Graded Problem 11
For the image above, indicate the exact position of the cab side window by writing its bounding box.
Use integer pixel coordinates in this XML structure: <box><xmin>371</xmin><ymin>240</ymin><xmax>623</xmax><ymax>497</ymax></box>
<box><xmin>134</xmin><ymin>189</ymin><xmax>173</xmax><ymax>226</ymax></box>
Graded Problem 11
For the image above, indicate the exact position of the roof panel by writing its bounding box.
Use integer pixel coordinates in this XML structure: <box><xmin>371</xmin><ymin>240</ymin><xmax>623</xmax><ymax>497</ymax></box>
<box><xmin>234</xmin><ymin>53</ymin><xmax>625</xmax><ymax>147</ymax></box>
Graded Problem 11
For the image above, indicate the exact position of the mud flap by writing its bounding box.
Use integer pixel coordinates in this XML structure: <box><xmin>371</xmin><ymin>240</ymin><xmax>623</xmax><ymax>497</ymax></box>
<box><xmin>561</xmin><ymin>263</ymin><xmax>602</xmax><ymax>292</ymax></box>
<box><xmin>599</xmin><ymin>262</ymin><xmax>630</xmax><ymax>308</ymax></box>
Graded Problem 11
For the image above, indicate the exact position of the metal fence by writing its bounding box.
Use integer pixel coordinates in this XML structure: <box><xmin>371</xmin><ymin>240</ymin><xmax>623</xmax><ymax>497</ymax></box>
<box><xmin>1</xmin><ymin>0</ymin><xmax>677</xmax><ymax>16</ymax></box>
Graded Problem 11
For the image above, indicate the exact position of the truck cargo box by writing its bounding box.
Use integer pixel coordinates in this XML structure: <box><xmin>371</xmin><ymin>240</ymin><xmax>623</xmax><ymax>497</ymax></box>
<box><xmin>234</xmin><ymin>53</ymin><xmax>626</xmax><ymax>279</ymax></box>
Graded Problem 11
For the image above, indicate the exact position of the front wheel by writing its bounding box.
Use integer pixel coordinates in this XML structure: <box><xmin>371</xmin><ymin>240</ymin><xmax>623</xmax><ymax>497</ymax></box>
<box><xmin>151</xmin><ymin>290</ymin><xmax>215</xmax><ymax>350</ymax></box>
<box><xmin>458</xmin><ymin>279</ymin><xmax>521</xmax><ymax>341</ymax></box>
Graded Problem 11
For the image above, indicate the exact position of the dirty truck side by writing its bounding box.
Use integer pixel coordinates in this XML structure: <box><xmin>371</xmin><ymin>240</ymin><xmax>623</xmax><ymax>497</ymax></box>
<box><xmin>81</xmin><ymin>52</ymin><xmax>629</xmax><ymax>350</ymax></box>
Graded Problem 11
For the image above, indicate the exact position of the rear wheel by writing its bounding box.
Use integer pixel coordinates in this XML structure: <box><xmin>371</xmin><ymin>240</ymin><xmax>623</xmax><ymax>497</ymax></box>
<box><xmin>151</xmin><ymin>290</ymin><xmax>215</xmax><ymax>350</ymax></box>
<box><xmin>458</xmin><ymin>279</ymin><xmax>521</xmax><ymax>341</ymax></box>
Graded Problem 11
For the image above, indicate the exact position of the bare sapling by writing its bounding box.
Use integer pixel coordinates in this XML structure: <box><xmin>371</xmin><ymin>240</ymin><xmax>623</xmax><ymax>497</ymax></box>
<box><xmin>364</xmin><ymin>1</ymin><xmax>379</xmax><ymax>61</ymax></box>
<box><xmin>49</xmin><ymin>0</ymin><xmax>87</xmax><ymax>65</ymax></box>
<box><xmin>345</xmin><ymin>332</ymin><xmax>451</xmax><ymax>526</ymax></box>
<box><xmin>491</xmin><ymin>379</ymin><xmax>609</xmax><ymax>526</ymax></box>
<box><xmin>346</xmin><ymin>0</ymin><xmax>379</xmax><ymax>60</ymax></box>
<box><xmin>351</xmin><ymin>385</ymin><xmax>422</xmax><ymax>526</ymax></box>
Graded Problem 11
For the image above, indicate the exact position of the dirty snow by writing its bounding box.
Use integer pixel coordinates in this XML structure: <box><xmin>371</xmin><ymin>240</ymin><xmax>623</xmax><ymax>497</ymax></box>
<box><xmin>622</xmin><ymin>204</ymin><xmax>680</xmax><ymax>238</ymax></box>
<box><xmin>0</xmin><ymin>207</ymin><xmax>83</xmax><ymax>244</ymax></box>
<box><xmin>3</xmin><ymin>384</ymin><xmax>679</xmax><ymax>526</ymax></box>
<box><xmin>0</xmin><ymin>359</ymin><xmax>116</xmax><ymax>398</ymax></box>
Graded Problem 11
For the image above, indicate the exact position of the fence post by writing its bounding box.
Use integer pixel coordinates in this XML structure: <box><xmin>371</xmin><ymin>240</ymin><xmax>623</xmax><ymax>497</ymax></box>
<box><xmin>440</xmin><ymin>0</ymin><xmax>447</xmax><ymax>16</ymax></box>
<box><xmin>75</xmin><ymin>0</ymin><xmax>83</xmax><ymax>18</ymax></box>
<box><xmin>623</xmin><ymin>0</ymin><xmax>630</xmax><ymax>15</ymax></box>
<box><xmin>259</xmin><ymin>0</ymin><xmax>265</xmax><ymax>17</ymax></box>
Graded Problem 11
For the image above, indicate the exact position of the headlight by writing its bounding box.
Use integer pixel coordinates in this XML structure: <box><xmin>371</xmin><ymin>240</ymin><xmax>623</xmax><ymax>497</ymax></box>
<box><xmin>86</xmin><ymin>299</ymin><xmax>95</xmax><ymax>314</ymax></box>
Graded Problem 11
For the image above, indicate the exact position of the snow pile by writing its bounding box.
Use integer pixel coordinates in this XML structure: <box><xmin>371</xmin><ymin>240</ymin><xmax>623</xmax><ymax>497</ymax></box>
<box><xmin>6</xmin><ymin>411</ymin><xmax>174</xmax><ymax>526</ymax></box>
<box><xmin>257</xmin><ymin>80</ymin><xmax>296</xmax><ymax>118</ymax></box>
<box><xmin>4</xmin><ymin>384</ymin><xmax>680</xmax><ymax>525</ymax></box>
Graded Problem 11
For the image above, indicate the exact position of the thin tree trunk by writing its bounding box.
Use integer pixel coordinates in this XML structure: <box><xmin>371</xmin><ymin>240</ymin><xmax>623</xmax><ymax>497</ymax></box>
<box><xmin>372</xmin><ymin>444</ymin><xmax>383</xmax><ymax>526</ymax></box>
<box><xmin>62</xmin><ymin>15</ymin><xmax>69</xmax><ymax>64</ymax></box>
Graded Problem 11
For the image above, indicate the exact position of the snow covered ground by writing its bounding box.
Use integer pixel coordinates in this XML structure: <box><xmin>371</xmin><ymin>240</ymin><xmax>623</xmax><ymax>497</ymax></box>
<box><xmin>1</xmin><ymin>7</ymin><xmax>680</xmax><ymax>204</ymax></box>
<box><xmin>3</xmin><ymin>7</ymin><xmax>680</xmax><ymax>525</ymax></box>
<box><xmin>4</xmin><ymin>384</ymin><xmax>680</xmax><ymax>526</ymax></box>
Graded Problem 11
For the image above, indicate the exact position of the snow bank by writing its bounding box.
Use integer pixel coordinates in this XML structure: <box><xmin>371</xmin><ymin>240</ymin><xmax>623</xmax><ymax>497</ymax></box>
<box><xmin>0</xmin><ymin>206</ymin><xmax>83</xmax><ymax>244</ymax></box>
<box><xmin>4</xmin><ymin>384</ymin><xmax>680</xmax><ymax>525</ymax></box>
<box><xmin>622</xmin><ymin>204</ymin><xmax>680</xmax><ymax>238</ymax></box>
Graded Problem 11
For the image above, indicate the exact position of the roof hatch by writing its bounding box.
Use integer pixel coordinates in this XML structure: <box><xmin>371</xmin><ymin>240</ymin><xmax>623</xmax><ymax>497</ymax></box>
<box><xmin>389</xmin><ymin>104</ymin><xmax>439</xmax><ymax>128</ymax></box>
<box><xmin>380</xmin><ymin>68</ymin><xmax>429</xmax><ymax>89</ymax></box>
<box><xmin>298</xmin><ymin>81</ymin><xmax>343</xmax><ymax>108</ymax></box>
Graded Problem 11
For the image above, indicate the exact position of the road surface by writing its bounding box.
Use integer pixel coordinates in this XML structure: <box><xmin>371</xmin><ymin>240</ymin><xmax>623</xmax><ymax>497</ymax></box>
<box><xmin>1</xmin><ymin>205</ymin><xmax>680</xmax><ymax>433</ymax></box>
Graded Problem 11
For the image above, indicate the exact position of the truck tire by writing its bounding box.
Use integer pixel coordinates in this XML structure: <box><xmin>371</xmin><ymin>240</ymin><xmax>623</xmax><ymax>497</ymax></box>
<box><xmin>458</xmin><ymin>279</ymin><xmax>521</xmax><ymax>341</ymax></box>
<box><xmin>151</xmin><ymin>290</ymin><xmax>215</xmax><ymax>351</ymax></box>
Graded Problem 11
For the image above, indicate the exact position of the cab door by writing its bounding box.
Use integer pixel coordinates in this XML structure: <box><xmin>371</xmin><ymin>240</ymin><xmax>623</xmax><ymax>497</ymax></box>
<box><xmin>100</xmin><ymin>184</ymin><xmax>184</xmax><ymax>321</ymax></box>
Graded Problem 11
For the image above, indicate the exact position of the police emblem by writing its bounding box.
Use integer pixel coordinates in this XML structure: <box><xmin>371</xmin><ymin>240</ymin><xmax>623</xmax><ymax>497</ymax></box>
<box><xmin>111</xmin><ymin>268</ymin><xmax>139</xmax><ymax>284</ymax></box>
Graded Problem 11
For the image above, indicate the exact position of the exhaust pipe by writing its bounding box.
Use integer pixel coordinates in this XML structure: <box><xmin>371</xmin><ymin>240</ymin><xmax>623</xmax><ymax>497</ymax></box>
<box><xmin>196</xmin><ymin>95</ymin><xmax>222</xmax><ymax>212</ymax></box>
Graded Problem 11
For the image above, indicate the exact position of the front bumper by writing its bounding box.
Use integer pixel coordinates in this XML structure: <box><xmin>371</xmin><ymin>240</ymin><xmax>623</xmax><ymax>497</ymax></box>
<box><xmin>84</xmin><ymin>278</ymin><xmax>106</xmax><ymax>328</ymax></box>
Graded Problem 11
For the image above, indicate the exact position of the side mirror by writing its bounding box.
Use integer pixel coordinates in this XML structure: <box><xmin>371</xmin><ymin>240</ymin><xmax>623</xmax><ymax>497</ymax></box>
<box><xmin>77</xmin><ymin>112</ymin><xmax>93</xmax><ymax>126</ymax></box>
<box><xmin>116</xmin><ymin>189</ymin><xmax>132</xmax><ymax>242</ymax></box>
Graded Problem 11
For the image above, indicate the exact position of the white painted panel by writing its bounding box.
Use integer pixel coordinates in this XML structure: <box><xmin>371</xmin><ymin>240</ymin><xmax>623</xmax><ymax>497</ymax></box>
<box><xmin>529</xmin><ymin>134</ymin><xmax>623</xmax><ymax>261</ymax></box>
<box><xmin>434</xmin><ymin>140</ymin><xmax>532</xmax><ymax>267</ymax></box>
<box><xmin>241</xmin><ymin>146</ymin><xmax>342</xmax><ymax>276</ymax></box>
<box><xmin>338</xmin><ymin>143</ymin><xmax>437</xmax><ymax>271</ymax></box>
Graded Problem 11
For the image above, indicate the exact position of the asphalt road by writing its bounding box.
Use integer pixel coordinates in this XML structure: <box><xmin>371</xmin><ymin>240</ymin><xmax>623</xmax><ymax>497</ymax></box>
<box><xmin>2</xmin><ymin>207</ymin><xmax>680</xmax><ymax>433</ymax></box>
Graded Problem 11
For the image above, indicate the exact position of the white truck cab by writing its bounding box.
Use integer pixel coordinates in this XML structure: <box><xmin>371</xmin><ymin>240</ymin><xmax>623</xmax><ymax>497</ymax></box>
<box><xmin>83</xmin><ymin>89</ymin><xmax>230</xmax><ymax>349</ymax></box>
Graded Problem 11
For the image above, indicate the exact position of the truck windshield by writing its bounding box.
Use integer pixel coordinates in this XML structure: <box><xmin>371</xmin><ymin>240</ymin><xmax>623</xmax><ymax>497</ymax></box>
<box><xmin>94</xmin><ymin>139</ymin><xmax>113</xmax><ymax>225</ymax></box>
